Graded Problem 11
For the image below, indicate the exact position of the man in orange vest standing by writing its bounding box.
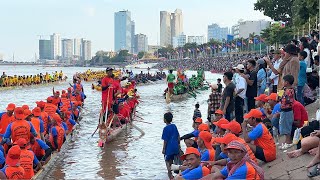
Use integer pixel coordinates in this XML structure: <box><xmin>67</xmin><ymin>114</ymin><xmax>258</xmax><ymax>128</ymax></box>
<box><xmin>0</xmin><ymin>145</ymin><xmax>25</xmax><ymax>179</ymax></box>
<box><xmin>1</xmin><ymin>107</ymin><xmax>37</xmax><ymax>145</ymax></box>
<box><xmin>14</xmin><ymin>138</ymin><xmax>42</xmax><ymax>179</ymax></box>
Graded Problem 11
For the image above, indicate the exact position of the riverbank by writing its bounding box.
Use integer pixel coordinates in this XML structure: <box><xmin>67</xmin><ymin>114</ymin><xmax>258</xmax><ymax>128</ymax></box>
<box><xmin>262</xmin><ymin>100</ymin><xmax>320</xmax><ymax>179</ymax></box>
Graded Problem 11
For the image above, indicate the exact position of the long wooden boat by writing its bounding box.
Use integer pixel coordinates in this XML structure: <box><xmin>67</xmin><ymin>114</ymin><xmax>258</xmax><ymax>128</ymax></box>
<box><xmin>0</xmin><ymin>78</ymin><xmax>67</xmax><ymax>91</ymax></box>
<box><xmin>32</xmin><ymin>109</ymin><xmax>83</xmax><ymax>180</ymax></box>
<box><xmin>91</xmin><ymin>80</ymin><xmax>164</xmax><ymax>91</ymax></box>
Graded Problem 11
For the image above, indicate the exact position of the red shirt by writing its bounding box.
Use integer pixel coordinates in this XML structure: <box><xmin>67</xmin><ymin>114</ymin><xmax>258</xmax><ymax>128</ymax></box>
<box><xmin>101</xmin><ymin>76</ymin><xmax>113</xmax><ymax>100</ymax></box>
<box><xmin>293</xmin><ymin>101</ymin><xmax>308</xmax><ymax>128</ymax></box>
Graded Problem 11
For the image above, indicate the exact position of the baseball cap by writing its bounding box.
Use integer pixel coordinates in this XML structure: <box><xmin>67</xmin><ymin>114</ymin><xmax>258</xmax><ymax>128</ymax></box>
<box><xmin>254</xmin><ymin>94</ymin><xmax>268</xmax><ymax>102</ymax></box>
<box><xmin>32</xmin><ymin>107</ymin><xmax>41</xmax><ymax>117</ymax></box>
<box><xmin>265</xmin><ymin>93</ymin><xmax>278</xmax><ymax>101</ymax></box>
<box><xmin>198</xmin><ymin>131</ymin><xmax>213</xmax><ymax>150</ymax></box>
<box><xmin>220</xmin><ymin>120</ymin><xmax>242</xmax><ymax>135</ymax></box>
<box><xmin>198</xmin><ymin>124</ymin><xmax>210</xmax><ymax>132</ymax></box>
<box><xmin>47</xmin><ymin>97</ymin><xmax>53</xmax><ymax>102</ymax></box>
<box><xmin>195</xmin><ymin>117</ymin><xmax>203</xmax><ymax>123</ymax></box>
<box><xmin>213</xmin><ymin>118</ymin><xmax>229</xmax><ymax>128</ymax></box>
<box><xmin>6</xmin><ymin>103</ymin><xmax>16</xmax><ymax>111</ymax></box>
<box><xmin>55</xmin><ymin>91</ymin><xmax>60</xmax><ymax>95</ymax></box>
<box><xmin>215</xmin><ymin>133</ymin><xmax>238</xmax><ymax>145</ymax></box>
<box><xmin>106</xmin><ymin>67</ymin><xmax>114</xmax><ymax>71</ymax></box>
<box><xmin>214</xmin><ymin>109</ymin><xmax>224</xmax><ymax>115</ymax></box>
<box><xmin>23</xmin><ymin>109</ymin><xmax>32</xmax><ymax>118</ymax></box>
<box><xmin>22</xmin><ymin>105</ymin><xmax>29</xmax><ymax>110</ymax></box>
<box><xmin>244</xmin><ymin>109</ymin><xmax>263</xmax><ymax>119</ymax></box>
<box><xmin>6</xmin><ymin>145</ymin><xmax>21</xmax><ymax>166</ymax></box>
<box><xmin>257</xmin><ymin>59</ymin><xmax>265</xmax><ymax>65</ymax></box>
<box><xmin>13</xmin><ymin>138</ymin><xmax>30</xmax><ymax>149</ymax></box>
<box><xmin>236</xmin><ymin>64</ymin><xmax>245</xmax><ymax>70</ymax></box>
<box><xmin>14</xmin><ymin>107</ymin><xmax>25</xmax><ymax>120</ymax></box>
<box><xmin>36</xmin><ymin>101</ymin><xmax>45</xmax><ymax>108</ymax></box>
<box><xmin>180</xmin><ymin>147</ymin><xmax>201</xmax><ymax>160</ymax></box>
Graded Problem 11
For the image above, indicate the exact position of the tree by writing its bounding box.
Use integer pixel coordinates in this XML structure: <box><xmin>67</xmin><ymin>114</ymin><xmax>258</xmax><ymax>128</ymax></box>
<box><xmin>260</xmin><ymin>24</ymin><xmax>293</xmax><ymax>46</ymax></box>
<box><xmin>292</xmin><ymin>0</ymin><xmax>319</xmax><ymax>26</ymax></box>
<box><xmin>254</xmin><ymin>0</ymin><xmax>294</xmax><ymax>22</ymax></box>
<box><xmin>137</xmin><ymin>51</ymin><xmax>145</xmax><ymax>59</ymax></box>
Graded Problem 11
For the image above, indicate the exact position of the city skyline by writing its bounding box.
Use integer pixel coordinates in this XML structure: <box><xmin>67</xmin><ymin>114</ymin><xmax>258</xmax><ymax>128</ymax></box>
<box><xmin>0</xmin><ymin>0</ymin><xmax>271</xmax><ymax>61</ymax></box>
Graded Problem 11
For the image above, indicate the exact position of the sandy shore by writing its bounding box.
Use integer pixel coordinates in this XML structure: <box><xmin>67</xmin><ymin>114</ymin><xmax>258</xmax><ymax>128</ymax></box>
<box><xmin>262</xmin><ymin>100</ymin><xmax>320</xmax><ymax>179</ymax></box>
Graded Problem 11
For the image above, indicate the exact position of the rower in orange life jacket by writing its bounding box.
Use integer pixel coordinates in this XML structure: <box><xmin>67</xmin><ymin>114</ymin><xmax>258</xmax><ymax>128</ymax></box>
<box><xmin>1</xmin><ymin>107</ymin><xmax>38</xmax><ymax>145</ymax></box>
<box><xmin>51</xmin><ymin>90</ymin><xmax>62</xmax><ymax>108</ymax></box>
<box><xmin>44</xmin><ymin>97</ymin><xmax>60</xmax><ymax>117</ymax></box>
<box><xmin>61</xmin><ymin>108</ymin><xmax>76</xmax><ymax>134</ymax></box>
<box><xmin>49</xmin><ymin>114</ymin><xmax>65</xmax><ymax>152</ymax></box>
<box><xmin>36</xmin><ymin>101</ymin><xmax>49</xmax><ymax>136</ymax></box>
<box><xmin>30</xmin><ymin>134</ymin><xmax>52</xmax><ymax>162</ymax></box>
<box><xmin>0</xmin><ymin>103</ymin><xmax>16</xmax><ymax>139</ymax></box>
<box><xmin>0</xmin><ymin>145</ymin><xmax>25</xmax><ymax>179</ymax></box>
<box><xmin>14</xmin><ymin>138</ymin><xmax>42</xmax><ymax>180</ymax></box>
<box><xmin>30</xmin><ymin>107</ymin><xmax>45</xmax><ymax>140</ymax></box>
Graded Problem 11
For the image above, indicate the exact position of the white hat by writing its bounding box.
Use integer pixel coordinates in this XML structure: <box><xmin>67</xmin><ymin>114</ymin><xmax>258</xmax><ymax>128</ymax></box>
<box><xmin>236</xmin><ymin>64</ymin><xmax>245</xmax><ymax>70</ymax></box>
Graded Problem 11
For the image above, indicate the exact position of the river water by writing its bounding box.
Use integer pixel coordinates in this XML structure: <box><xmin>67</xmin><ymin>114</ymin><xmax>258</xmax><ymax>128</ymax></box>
<box><xmin>0</xmin><ymin>65</ymin><xmax>222</xmax><ymax>179</ymax></box>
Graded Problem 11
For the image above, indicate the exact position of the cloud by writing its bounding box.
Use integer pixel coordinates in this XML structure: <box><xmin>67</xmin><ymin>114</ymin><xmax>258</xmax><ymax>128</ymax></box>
<box><xmin>84</xmin><ymin>7</ymin><xmax>96</xmax><ymax>17</ymax></box>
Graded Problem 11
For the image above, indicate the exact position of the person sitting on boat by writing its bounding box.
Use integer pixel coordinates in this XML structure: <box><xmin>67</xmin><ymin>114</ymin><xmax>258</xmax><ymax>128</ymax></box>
<box><xmin>25</xmin><ymin>108</ymin><xmax>45</xmax><ymax>141</ymax></box>
<box><xmin>205</xmin><ymin>141</ymin><xmax>264</xmax><ymax>180</ymax></box>
<box><xmin>180</xmin><ymin>118</ymin><xmax>203</xmax><ymax>148</ymax></box>
<box><xmin>211</xmin><ymin>118</ymin><xmax>229</xmax><ymax>161</ymax></box>
<box><xmin>30</xmin><ymin>134</ymin><xmax>52</xmax><ymax>163</ymax></box>
<box><xmin>61</xmin><ymin>108</ymin><xmax>76</xmax><ymax>134</ymax></box>
<box><xmin>14</xmin><ymin>138</ymin><xmax>42</xmax><ymax>179</ymax></box>
<box><xmin>210</xmin><ymin>109</ymin><xmax>224</xmax><ymax>132</ymax></box>
<box><xmin>44</xmin><ymin>97</ymin><xmax>60</xmax><ymax>117</ymax></box>
<box><xmin>0</xmin><ymin>103</ymin><xmax>16</xmax><ymax>144</ymax></box>
<box><xmin>36</xmin><ymin>101</ymin><xmax>49</xmax><ymax>136</ymax></box>
<box><xmin>0</xmin><ymin>145</ymin><xmax>25</xmax><ymax>179</ymax></box>
<box><xmin>1</xmin><ymin>107</ymin><xmax>38</xmax><ymax>145</ymax></box>
<box><xmin>175</xmin><ymin>147</ymin><xmax>210</xmax><ymax>180</ymax></box>
<box><xmin>49</xmin><ymin>114</ymin><xmax>65</xmax><ymax>152</ymax></box>
<box><xmin>51</xmin><ymin>90</ymin><xmax>62</xmax><ymax>108</ymax></box>
<box><xmin>197</xmin><ymin>131</ymin><xmax>215</xmax><ymax>162</ymax></box>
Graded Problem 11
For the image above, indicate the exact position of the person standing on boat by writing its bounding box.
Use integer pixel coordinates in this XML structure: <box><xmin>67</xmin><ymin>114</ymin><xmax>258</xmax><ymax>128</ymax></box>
<box><xmin>101</xmin><ymin>67</ymin><xmax>114</xmax><ymax>116</ymax></box>
<box><xmin>162</xmin><ymin>112</ymin><xmax>180</xmax><ymax>180</ymax></box>
<box><xmin>166</xmin><ymin>70</ymin><xmax>176</xmax><ymax>97</ymax></box>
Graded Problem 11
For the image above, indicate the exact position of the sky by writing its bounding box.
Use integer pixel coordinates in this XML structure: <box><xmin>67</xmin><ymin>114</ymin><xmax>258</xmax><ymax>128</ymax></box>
<box><xmin>0</xmin><ymin>0</ymin><xmax>271</xmax><ymax>61</ymax></box>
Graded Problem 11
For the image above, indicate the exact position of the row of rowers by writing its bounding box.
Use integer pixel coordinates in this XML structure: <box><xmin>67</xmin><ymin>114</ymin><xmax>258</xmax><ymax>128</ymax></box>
<box><xmin>168</xmin><ymin>108</ymin><xmax>275</xmax><ymax>180</ymax></box>
<box><xmin>0</xmin><ymin>89</ymin><xmax>84</xmax><ymax>179</ymax></box>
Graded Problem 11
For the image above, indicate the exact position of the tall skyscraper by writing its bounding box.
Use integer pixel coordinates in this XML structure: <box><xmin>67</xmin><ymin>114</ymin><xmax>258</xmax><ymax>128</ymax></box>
<box><xmin>134</xmin><ymin>33</ymin><xmax>148</xmax><ymax>53</ymax></box>
<box><xmin>207</xmin><ymin>24</ymin><xmax>228</xmax><ymax>42</ymax></box>
<box><xmin>171</xmin><ymin>9</ymin><xmax>183</xmax><ymax>44</ymax></box>
<box><xmin>73</xmin><ymin>38</ymin><xmax>82</xmax><ymax>57</ymax></box>
<box><xmin>160</xmin><ymin>11</ymin><xmax>171</xmax><ymax>47</ymax></box>
<box><xmin>62</xmin><ymin>39</ymin><xmax>73</xmax><ymax>59</ymax></box>
<box><xmin>50</xmin><ymin>33</ymin><xmax>61</xmax><ymax>59</ymax></box>
<box><xmin>39</xmin><ymin>39</ymin><xmax>51</xmax><ymax>60</ymax></box>
<box><xmin>131</xmin><ymin>21</ymin><xmax>135</xmax><ymax>53</ymax></box>
<box><xmin>81</xmin><ymin>39</ymin><xmax>92</xmax><ymax>61</ymax></box>
<box><xmin>114</xmin><ymin>10</ymin><xmax>132</xmax><ymax>52</ymax></box>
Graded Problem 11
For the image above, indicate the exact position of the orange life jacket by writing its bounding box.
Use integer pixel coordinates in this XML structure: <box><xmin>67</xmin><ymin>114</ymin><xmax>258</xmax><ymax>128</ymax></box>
<box><xmin>49</xmin><ymin>125</ymin><xmax>65</xmax><ymax>150</ymax></box>
<box><xmin>0</xmin><ymin>113</ymin><xmax>15</xmax><ymax>135</ymax></box>
<box><xmin>30</xmin><ymin>117</ymin><xmax>41</xmax><ymax>138</ymax></box>
<box><xmin>10</xmin><ymin>120</ymin><xmax>31</xmax><ymax>143</ymax></box>
<box><xmin>31</xmin><ymin>139</ymin><xmax>45</xmax><ymax>157</ymax></box>
<box><xmin>44</xmin><ymin>103</ymin><xmax>57</xmax><ymax>117</ymax></box>
<box><xmin>20</xmin><ymin>149</ymin><xmax>35</xmax><ymax>179</ymax></box>
<box><xmin>40</xmin><ymin>111</ymin><xmax>49</xmax><ymax>135</ymax></box>
<box><xmin>52</xmin><ymin>97</ymin><xmax>61</xmax><ymax>107</ymax></box>
<box><xmin>5</xmin><ymin>166</ymin><xmax>25</xmax><ymax>179</ymax></box>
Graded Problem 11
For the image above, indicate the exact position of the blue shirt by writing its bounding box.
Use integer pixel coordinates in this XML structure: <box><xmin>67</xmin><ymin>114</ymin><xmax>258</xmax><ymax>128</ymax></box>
<box><xmin>259</xmin><ymin>107</ymin><xmax>266</xmax><ymax>117</ymax></box>
<box><xmin>257</xmin><ymin>69</ymin><xmax>266</xmax><ymax>88</ymax></box>
<box><xmin>35</xmin><ymin>139</ymin><xmax>50</xmax><ymax>150</ymax></box>
<box><xmin>272</xmin><ymin>103</ymin><xmax>281</xmax><ymax>115</ymax></box>
<box><xmin>248</xmin><ymin>123</ymin><xmax>263</xmax><ymax>140</ymax></box>
<box><xmin>199</xmin><ymin>149</ymin><xmax>209</xmax><ymax>161</ymax></box>
<box><xmin>191</xmin><ymin>130</ymin><xmax>200</xmax><ymax>137</ymax></box>
<box><xmin>220</xmin><ymin>162</ymin><xmax>252</xmax><ymax>179</ymax></box>
<box><xmin>0</xmin><ymin>151</ymin><xmax>4</xmax><ymax>165</ymax></box>
<box><xmin>298</xmin><ymin>60</ymin><xmax>307</xmax><ymax>86</ymax></box>
<box><xmin>219</xmin><ymin>152</ymin><xmax>228</xmax><ymax>159</ymax></box>
<box><xmin>161</xmin><ymin>124</ymin><xmax>180</xmax><ymax>156</ymax></box>
<box><xmin>182</xmin><ymin>165</ymin><xmax>203</xmax><ymax>180</ymax></box>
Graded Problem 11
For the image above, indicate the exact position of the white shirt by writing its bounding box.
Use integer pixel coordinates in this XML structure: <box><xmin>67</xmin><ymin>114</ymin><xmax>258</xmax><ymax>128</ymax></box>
<box><xmin>234</xmin><ymin>73</ymin><xmax>247</xmax><ymax>99</ymax></box>
<box><xmin>269</xmin><ymin>58</ymin><xmax>282</xmax><ymax>85</ymax></box>
<box><xmin>304</xmin><ymin>48</ymin><xmax>311</xmax><ymax>67</ymax></box>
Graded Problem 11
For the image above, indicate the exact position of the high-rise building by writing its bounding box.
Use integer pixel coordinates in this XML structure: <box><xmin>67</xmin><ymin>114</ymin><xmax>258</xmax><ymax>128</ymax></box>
<box><xmin>62</xmin><ymin>39</ymin><xmax>73</xmax><ymax>60</ymax></box>
<box><xmin>188</xmin><ymin>36</ymin><xmax>206</xmax><ymax>45</ymax></box>
<box><xmin>207</xmin><ymin>24</ymin><xmax>228</xmax><ymax>42</ymax></box>
<box><xmin>160</xmin><ymin>11</ymin><xmax>171</xmax><ymax>47</ymax></box>
<box><xmin>172</xmin><ymin>33</ymin><xmax>186</xmax><ymax>48</ymax></box>
<box><xmin>81</xmin><ymin>39</ymin><xmax>91</xmax><ymax>61</ymax></box>
<box><xmin>73</xmin><ymin>38</ymin><xmax>82</xmax><ymax>57</ymax></box>
<box><xmin>114</xmin><ymin>10</ymin><xmax>132</xmax><ymax>52</ymax></box>
<box><xmin>39</xmin><ymin>39</ymin><xmax>51</xmax><ymax>60</ymax></box>
<box><xmin>134</xmin><ymin>33</ymin><xmax>148</xmax><ymax>53</ymax></box>
<box><xmin>232</xmin><ymin>20</ymin><xmax>270</xmax><ymax>39</ymax></box>
<box><xmin>171</xmin><ymin>9</ymin><xmax>183</xmax><ymax>44</ymax></box>
<box><xmin>50</xmin><ymin>33</ymin><xmax>61</xmax><ymax>59</ymax></box>
<box><xmin>131</xmin><ymin>21</ymin><xmax>135</xmax><ymax>54</ymax></box>
<box><xmin>160</xmin><ymin>9</ymin><xmax>183</xmax><ymax>47</ymax></box>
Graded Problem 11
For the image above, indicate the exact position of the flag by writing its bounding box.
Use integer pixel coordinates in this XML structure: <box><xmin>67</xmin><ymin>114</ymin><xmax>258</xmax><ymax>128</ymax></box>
<box><xmin>254</xmin><ymin>38</ymin><xmax>260</xmax><ymax>44</ymax></box>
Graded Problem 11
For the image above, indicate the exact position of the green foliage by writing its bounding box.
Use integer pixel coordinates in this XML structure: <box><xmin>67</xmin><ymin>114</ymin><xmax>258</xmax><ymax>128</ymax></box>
<box><xmin>260</xmin><ymin>24</ymin><xmax>293</xmax><ymax>45</ymax></box>
<box><xmin>111</xmin><ymin>50</ymin><xmax>130</xmax><ymax>62</ymax></box>
<box><xmin>137</xmin><ymin>51</ymin><xmax>145</xmax><ymax>59</ymax></box>
<box><xmin>254</xmin><ymin>0</ymin><xmax>294</xmax><ymax>22</ymax></box>
<box><xmin>292</xmin><ymin>0</ymin><xmax>319</xmax><ymax>26</ymax></box>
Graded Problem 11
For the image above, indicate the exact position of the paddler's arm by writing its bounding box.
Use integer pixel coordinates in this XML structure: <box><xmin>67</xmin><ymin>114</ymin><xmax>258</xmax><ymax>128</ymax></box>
<box><xmin>41</xmin><ymin>148</ymin><xmax>52</xmax><ymax>162</ymax></box>
<box><xmin>28</xmin><ymin>122</ymin><xmax>38</xmax><ymax>137</ymax></box>
<box><xmin>180</xmin><ymin>133</ymin><xmax>195</xmax><ymax>140</ymax></box>
<box><xmin>53</xmin><ymin>135</ymin><xmax>58</xmax><ymax>151</ymax></box>
<box><xmin>33</xmin><ymin>152</ymin><xmax>42</xmax><ymax>171</ymax></box>
<box><xmin>39</xmin><ymin>119</ymin><xmax>45</xmax><ymax>141</ymax></box>
<box><xmin>1</xmin><ymin>124</ymin><xmax>12</xmax><ymax>145</ymax></box>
